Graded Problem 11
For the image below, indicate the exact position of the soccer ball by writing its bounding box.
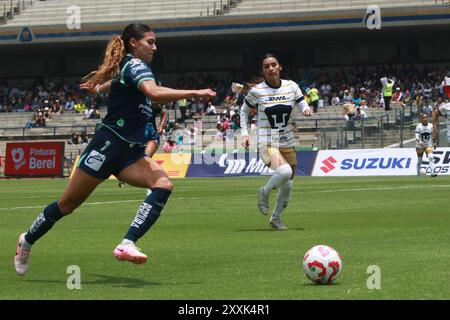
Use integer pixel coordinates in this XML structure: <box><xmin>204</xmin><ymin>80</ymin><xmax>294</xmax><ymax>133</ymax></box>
<box><xmin>419</xmin><ymin>168</ymin><xmax>427</xmax><ymax>176</ymax></box>
<box><xmin>303</xmin><ymin>245</ymin><xmax>342</xmax><ymax>285</ymax></box>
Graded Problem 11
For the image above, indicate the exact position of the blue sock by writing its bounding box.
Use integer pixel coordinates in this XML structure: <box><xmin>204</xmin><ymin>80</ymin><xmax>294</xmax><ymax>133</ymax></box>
<box><xmin>25</xmin><ymin>201</ymin><xmax>64</xmax><ymax>245</ymax></box>
<box><xmin>124</xmin><ymin>188</ymin><xmax>172</xmax><ymax>243</ymax></box>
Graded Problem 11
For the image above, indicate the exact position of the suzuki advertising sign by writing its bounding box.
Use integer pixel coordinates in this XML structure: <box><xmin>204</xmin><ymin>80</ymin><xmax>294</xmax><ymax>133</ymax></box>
<box><xmin>313</xmin><ymin>148</ymin><xmax>416</xmax><ymax>176</ymax></box>
<box><xmin>4</xmin><ymin>141</ymin><xmax>65</xmax><ymax>177</ymax></box>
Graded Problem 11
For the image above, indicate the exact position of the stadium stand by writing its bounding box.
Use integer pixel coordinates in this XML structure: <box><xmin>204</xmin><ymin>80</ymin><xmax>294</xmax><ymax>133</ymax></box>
<box><xmin>1</xmin><ymin>0</ymin><xmax>225</xmax><ymax>27</ymax></box>
<box><xmin>1</xmin><ymin>0</ymin><xmax>445</xmax><ymax>26</ymax></box>
<box><xmin>224</xmin><ymin>0</ymin><xmax>441</xmax><ymax>15</ymax></box>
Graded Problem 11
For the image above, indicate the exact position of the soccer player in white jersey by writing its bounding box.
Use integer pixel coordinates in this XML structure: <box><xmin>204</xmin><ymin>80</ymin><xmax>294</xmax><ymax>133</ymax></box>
<box><xmin>415</xmin><ymin>113</ymin><xmax>437</xmax><ymax>177</ymax></box>
<box><xmin>240</xmin><ymin>53</ymin><xmax>312</xmax><ymax>230</ymax></box>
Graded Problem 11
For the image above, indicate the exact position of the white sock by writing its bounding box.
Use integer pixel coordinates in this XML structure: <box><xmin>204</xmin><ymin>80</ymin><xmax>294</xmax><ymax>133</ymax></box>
<box><xmin>21</xmin><ymin>238</ymin><xmax>32</xmax><ymax>250</ymax></box>
<box><xmin>272</xmin><ymin>180</ymin><xmax>293</xmax><ymax>219</ymax></box>
<box><xmin>417</xmin><ymin>157</ymin><xmax>423</xmax><ymax>175</ymax></box>
<box><xmin>427</xmin><ymin>153</ymin><xmax>435</xmax><ymax>173</ymax></box>
<box><xmin>120</xmin><ymin>239</ymin><xmax>134</xmax><ymax>246</ymax></box>
<box><xmin>263</xmin><ymin>164</ymin><xmax>292</xmax><ymax>193</ymax></box>
<box><xmin>146</xmin><ymin>189</ymin><xmax>152</xmax><ymax>196</ymax></box>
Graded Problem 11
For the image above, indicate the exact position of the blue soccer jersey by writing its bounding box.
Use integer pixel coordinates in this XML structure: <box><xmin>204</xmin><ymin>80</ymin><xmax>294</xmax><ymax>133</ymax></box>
<box><xmin>100</xmin><ymin>54</ymin><xmax>156</xmax><ymax>146</ymax></box>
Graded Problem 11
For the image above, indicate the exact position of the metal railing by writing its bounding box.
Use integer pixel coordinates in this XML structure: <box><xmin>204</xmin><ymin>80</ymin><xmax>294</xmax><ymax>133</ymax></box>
<box><xmin>0</xmin><ymin>124</ymin><xmax>96</xmax><ymax>140</ymax></box>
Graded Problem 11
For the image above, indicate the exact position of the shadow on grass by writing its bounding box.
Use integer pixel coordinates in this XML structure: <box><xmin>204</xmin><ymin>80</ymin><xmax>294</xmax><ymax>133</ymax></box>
<box><xmin>26</xmin><ymin>274</ymin><xmax>202</xmax><ymax>289</ymax></box>
<box><xmin>233</xmin><ymin>227</ymin><xmax>304</xmax><ymax>232</ymax></box>
<box><xmin>299</xmin><ymin>282</ymin><xmax>341</xmax><ymax>287</ymax></box>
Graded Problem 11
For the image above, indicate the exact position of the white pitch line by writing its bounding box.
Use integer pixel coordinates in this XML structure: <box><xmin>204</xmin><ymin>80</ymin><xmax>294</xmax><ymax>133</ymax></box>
<box><xmin>0</xmin><ymin>184</ymin><xmax>449</xmax><ymax>211</ymax></box>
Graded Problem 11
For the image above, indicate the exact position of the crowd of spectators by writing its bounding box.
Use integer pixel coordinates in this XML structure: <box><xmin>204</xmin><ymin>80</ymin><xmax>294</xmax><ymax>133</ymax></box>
<box><xmin>1</xmin><ymin>64</ymin><xmax>448</xmax><ymax>127</ymax></box>
<box><xmin>0</xmin><ymin>78</ymin><xmax>102</xmax><ymax>127</ymax></box>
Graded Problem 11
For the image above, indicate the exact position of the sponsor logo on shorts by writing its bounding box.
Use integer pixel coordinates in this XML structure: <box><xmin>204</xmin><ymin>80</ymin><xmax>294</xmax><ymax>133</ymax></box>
<box><xmin>85</xmin><ymin>150</ymin><xmax>106</xmax><ymax>171</ymax></box>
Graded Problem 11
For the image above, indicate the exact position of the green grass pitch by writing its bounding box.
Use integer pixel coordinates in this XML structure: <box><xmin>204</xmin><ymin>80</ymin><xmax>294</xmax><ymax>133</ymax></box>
<box><xmin>1</xmin><ymin>176</ymin><xmax>450</xmax><ymax>300</ymax></box>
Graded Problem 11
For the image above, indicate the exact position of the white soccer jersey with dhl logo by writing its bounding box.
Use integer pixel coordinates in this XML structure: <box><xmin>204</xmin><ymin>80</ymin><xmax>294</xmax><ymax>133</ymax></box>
<box><xmin>415</xmin><ymin>123</ymin><xmax>434</xmax><ymax>148</ymax></box>
<box><xmin>240</xmin><ymin>79</ymin><xmax>310</xmax><ymax>148</ymax></box>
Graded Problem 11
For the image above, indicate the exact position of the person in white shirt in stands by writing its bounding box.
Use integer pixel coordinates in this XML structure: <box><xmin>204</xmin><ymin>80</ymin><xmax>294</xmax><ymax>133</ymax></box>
<box><xmin>240</xmin><ymin>53</ymin><xmax>312</xmax><ymax>230</ymax></box>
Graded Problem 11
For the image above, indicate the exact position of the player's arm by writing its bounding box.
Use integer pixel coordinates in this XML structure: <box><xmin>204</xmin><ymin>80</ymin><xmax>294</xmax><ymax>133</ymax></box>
<box><xmin>80</xmin><ymin>79</ymin><xmax>111</xmax><ymax>95</ymax></box>
<box><xmin>297</xmin><ymin>97</ymin><xmax>312</xmax><ymax>117</ymax></box>
<box><xmin>158</xmin><ymin>108</ymin><xmax>167</xmax><ymax>134</ymax></box>
<box><xmin>139</xmin><ymin>80</ymin><xmax>215</xmax><ymax>104</ymax></box>
<box><xmin>292</xmin><ymin>83</ymin><xmax>312</xmax><ymax>117</ymax></box>
<box><xmin>415</xmin><ymin>126</ymin><xmax>421</xmax><ymax>144</ymax></box>
<box><xmin>240</xmin><ymin>101</ymin><xmax>252</xmax><ymax>149</ymax></box>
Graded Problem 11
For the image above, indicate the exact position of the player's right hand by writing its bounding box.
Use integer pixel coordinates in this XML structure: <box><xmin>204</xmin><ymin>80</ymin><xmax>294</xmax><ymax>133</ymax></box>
<box><xmin>79</xmin><ymin>81</ymin><xmax>97</xmax><ymax>95</ymax></box>
<box><xmin>242</xmin><ymin>136</ymin><xmax>249</xmax><ymax>150</ymax></box>
<box><xmin>197</xmin><ymin>89</ymin><xmax>216</xmax><ymax>101</ymax></box>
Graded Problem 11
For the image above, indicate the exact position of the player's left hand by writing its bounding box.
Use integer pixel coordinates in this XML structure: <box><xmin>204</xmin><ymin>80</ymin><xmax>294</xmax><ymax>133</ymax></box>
<box><xmin>303</xmin><ymin>109</ymin><xmax>313</xmax><ymax>117</ymax></box>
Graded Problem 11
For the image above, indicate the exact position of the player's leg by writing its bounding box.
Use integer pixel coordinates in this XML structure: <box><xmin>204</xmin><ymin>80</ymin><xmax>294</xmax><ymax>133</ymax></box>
<box><xmin>14</xmin><ymin>168</ymin><xmax>103</xmax><ymax>275</ymax></box>
<box><xmin>270</xmin><ymin>147</ymin><xmax>296</xmax><ymax>230</ymax></box>
<box><xmin>258</xmin><ymin>146</ymin><xmax>293</xmax><ymax>215</ymax></box>
<box><xmin>113</xmin><ymin>157</ymin><xmax>172</xmax><ymax>264</ymax></box>
<box><xmin>416</xmin><ymin>149</ymin><xmax>424</xmax><ymax>176</ymax></box>
<box><xmin>144</xmin><ymin>139</ymin><xmax>160</xmax><ymax>196</ymax></box>
<box><xmin>425</xmin><ymin>147</ymin><xmax>437</xmax><ymax>177</ymax></box>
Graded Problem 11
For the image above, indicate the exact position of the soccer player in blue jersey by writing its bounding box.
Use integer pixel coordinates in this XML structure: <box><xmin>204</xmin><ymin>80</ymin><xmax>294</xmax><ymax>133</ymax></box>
<box><xmin>81</xmin><ymin>79</ymin><xmax>167</xmax><ymax>190</ymax></box>
<box><xmin>14</xmin><ymin>23</ymin><xmax>216</xmax><ymax>275</ymax></box>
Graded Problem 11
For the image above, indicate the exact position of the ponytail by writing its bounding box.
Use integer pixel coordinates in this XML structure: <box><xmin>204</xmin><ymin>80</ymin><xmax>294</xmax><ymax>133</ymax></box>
<box><xmin>81</xmin><ymin>36</ymin><xmax>125</xmax><ymax>86</ymax></box>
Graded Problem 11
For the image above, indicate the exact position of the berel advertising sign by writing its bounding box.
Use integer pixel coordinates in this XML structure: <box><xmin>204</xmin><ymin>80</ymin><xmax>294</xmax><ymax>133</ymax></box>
<box><xmin>4</xmin><ymin>141</ymin><xmax>65</xmax><ymax>177</ymax></box>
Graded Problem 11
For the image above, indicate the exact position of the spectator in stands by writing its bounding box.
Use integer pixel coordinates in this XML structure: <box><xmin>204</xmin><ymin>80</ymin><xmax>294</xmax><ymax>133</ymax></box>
<box><xmin>31</xmin><ymin>97</ymin><xmax>42</xmax><ymax>112</ymax></box>
<box><xmin>390</xmin><ymin>87</ymin><xmax>403</xmax><ymax>107</ymax></box>
<box><xmin>34</xmin><ymin>111</ymin><xmax>46</xmax><ymax>127</ymax></box>
<box><xmin>205</xmin><ymin>101</ymin><xmax>216</xmax><ymax>115</ymax></box>
<box><xmin>23</xmin><ymin>99</ymin><xmax>32</xmax><ymax>112</ymax></box>
<box><xmin>375</xmin><ymin>92</ymin><xmax>385</xmax><ymax>109</ymax></box>
<box><xmin>342</xmin><ymin>89</ymin><xmax>353</xmax><ymax>104</ymax></box>
<box><xmin>307</xmin><ymin>87</ymin><xmax>320</xmax><ymax>113</ymax></box>
<box><xmin>74</xmin><ymin>98</ymin><xmax>86</xmax><ymax>114</ymax></box>
<box><xmin>8</xmin><ymin>83</ymin><xmax>25</xmax><ymax>99</ymax></box>
<box><xmin>231</xmin><ymin>113</ymin><xmax>240</xmax><ymax>131</ymax></box>
<box><xmin>442</xmin><ymin>70</ymin><xmax>450</xmax><ymax>98</ymax></box>
<box><xmin>68</xmin><ymin>132</ymin><xmax>81</xmax><ymax>145</ymax></box>
<box><xmin>0</xmin><ymin>97</ymin><xmax>9</xmax><ymax>112</ymax></box>
<box><xmin>381</xmin><ymin>76</ymin><xmax>395</xmax><ymax>111</ymax></box>
<box><xmin>13</xmin><ymin>23</ymin><xmax>216</xmax><ymax>276</ymax></box>
<box><xmin>343</xmin><ymin>102</ymin><xmax>356</xmax><ymax>121</ymax></box>
<box><xmin>184</xmin><ymin>126</ymin><xmax>198</xmax><ymax>145</ymax></box>
<box><xmin>43</xmin><ymin>106</ymin><xmax>51</xmax><ymax>120</ymax></box>
<box><xmin>331</xmin><ymin>92</ymin><xmax>340</xmax><ymax>106</ymax></box>
<box><xmin>65</xmin><ymin>97</ymin><xmax>75</xmax><ymax>111</ymax></box>
<box><xmin>423</xmin><ymin>99</ymin><xmax>433</xmax><ymax>116</ymax></box>
<box><xmin>177</xmin><ymin>98</ymin><xmax>188</xmax><ymax>122</ymax></box>
<box><xmin>355</xmin><ymin>107</ymin><xmax>368</xmax><ymax>120</ymax></box>
<box><xmin>415</xmin><ymin>94</ymin><xmax>424</xmax><ymax>113</ymax></box>
<box><xmin>52</xmin><ymin>99</ymin><xmax>62</xmax><ymax>114</ymax></box>
<box><xmin>80</xmin><ymin>132</ymin><xmax>89</xmax><ymax>145</ymax></box>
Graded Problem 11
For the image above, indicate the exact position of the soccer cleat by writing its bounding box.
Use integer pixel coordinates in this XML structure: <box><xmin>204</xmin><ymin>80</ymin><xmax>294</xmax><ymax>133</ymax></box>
<box><xmin>113</xmin><ymin>243</ymin><xmax>148</xmax><ymax>264</ymax></box>
<box><xmin>14</xmin><ymin>233</ymin><xmax>31</xmax><ymax>276</ymax></box>
<box><xmin>118</xmin><ymin>181</ymin><xmax>126</xmax><ymax>188</ymax></box>
<box><xmin>258</xmin><ymin>187</ymin><xmax>270</xmax><ymax>215</ymax></box>
<box><xmin>269</xmin><ymin>216</ymin><xmax>288</xmax><ymax>230</ymax></box>
<box><xmin>431</xmin><ymin>173</ymin><xmax>438</xmax><ymax>177</ymax></box>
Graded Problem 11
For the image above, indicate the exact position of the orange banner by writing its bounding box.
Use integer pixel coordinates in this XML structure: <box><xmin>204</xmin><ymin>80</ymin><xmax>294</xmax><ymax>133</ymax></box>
<box><xmin>152</xmin><ymin>153</ymin><xmax>191</xmax><ymax>179</ymax></box>
<box><xmin>70</xmin><ymin>153</ymin><xmax>191</xmax><ymax>179</ymax></box>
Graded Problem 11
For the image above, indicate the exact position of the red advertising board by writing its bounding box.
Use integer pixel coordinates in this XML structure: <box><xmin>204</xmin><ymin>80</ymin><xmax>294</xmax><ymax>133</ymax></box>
<box><xmin>4</xmin><ymin>141</ymin><xmax>65</xmax><ymax>177</ymax></box>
